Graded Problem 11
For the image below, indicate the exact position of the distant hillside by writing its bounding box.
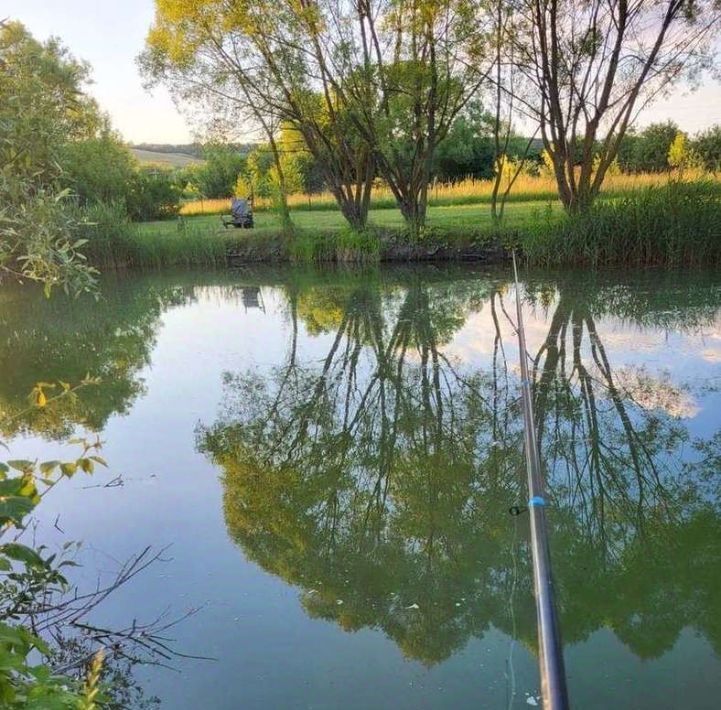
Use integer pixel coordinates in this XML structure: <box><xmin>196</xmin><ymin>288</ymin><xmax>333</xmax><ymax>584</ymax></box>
<box><xmin>132</xmin><ymin>143</ymin><xmax>204</xmax><ymax>157</ymax></box>
<box><xmin>130</xmin><ymin>148</ymin><xmax>204</xmax><ymax>168</ymax></box>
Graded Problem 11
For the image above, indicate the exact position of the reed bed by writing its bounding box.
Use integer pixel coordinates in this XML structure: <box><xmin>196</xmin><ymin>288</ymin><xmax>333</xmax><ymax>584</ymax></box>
<box><xmin>289</xmin><ymin>227</ymin><xmax>382</xmax><ymax>263</ymax></box>
<box><xmin>179</xmin><ymin>170</ymin><xmax>716</xmax><ymax>216</ymax></box>
<box><xmin>521</xmin><ymin>181</ymin><xmax>721</xmax><ymax>267</ymax></box>
<box><xmin>79</xmin><ymin>204</ymin><xmax>229</xmax><ymax>269</ymax></box>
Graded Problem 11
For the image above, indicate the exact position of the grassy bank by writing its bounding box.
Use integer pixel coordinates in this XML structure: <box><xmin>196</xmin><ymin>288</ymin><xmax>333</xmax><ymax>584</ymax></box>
<box><xmin>141</xmin><ymin>200</ymin><xmax>550</xmax><ymax>266</ymax></box>
<box><xmin>81</xmin><ymin>182</ymin><xmax>721</xmax><ymax>269</ymax></box>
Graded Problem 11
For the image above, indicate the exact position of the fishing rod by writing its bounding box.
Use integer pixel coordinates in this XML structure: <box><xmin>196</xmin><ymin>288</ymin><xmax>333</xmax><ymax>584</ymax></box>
<box><xmin>511</xmin><ymin>252</ymin><xmax>570</xmax><ymax>710</ymax></box>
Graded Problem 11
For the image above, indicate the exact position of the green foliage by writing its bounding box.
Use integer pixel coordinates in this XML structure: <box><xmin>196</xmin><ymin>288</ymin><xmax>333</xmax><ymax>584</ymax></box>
<box><xmin>433</xmin><ymin>106</ymin><xmax>541</xmax><ymax>182</ymax></box>
<box><xmin>189</xmin><ymin>144</ymin><xmax>247</xmax><ymax>199</ymax></box>
<box><xmin>433</xmin><ymin>111</ymin><xmax>496</xmax><ymax>181</ymax></box>
<box><xmin>289</xmin><ymin>227</ymin><xmax>381</xmax><ymax>263</ymax></box>
<box><xmin>242</xmin><ymin>148</ymin><xmax>276</xmax><ymax>200</ymax></box>
<box><xmin>617</xmin><ymin>122</ymin><xmax>680</xmax><ymax>173</ymax></box>
<box><xmin>60</xmin><ymin>133</ymin><xmax>138</xmax><ymax>206</ymax></box>
<box><xmin>0</xmin><ymin>177</ymin><xmax>98</xmax><ymax>296</ymax></box>
<box><xmin>692</xmin><ymin>125</ymin><xmax>721</xmax><ymax>172</ymax></box>
<box><xmin>667</xmin><ymin>132</ymin><xmax>688</xmax><ymax>169</ymax></box>
<box><xmin>276</xmin><ymin>123</ymin><xmax>322</xmax><ymax>194</ymax></box>
<box><xmin>522</xmin><ymin>181</ymin><xmax>721</xmax><ymax>266</ymax></box>
<box><xmin>0</xmin><ymin>383</ymin><xmax>106</xmax><ymax>707</ymax></box>
<box><xmin>0</xmin><ymin>21</ymin><xmax>101</xmax><ymax>185</ymax></box>
<box><xmin>124</xmin><ymin>218</ymin><xmax>227</xmax><ymax>267</ymax></box>
<box><xmin>0</xmin><ymin>621</ymin><xmax>88</xmax><ymax>708</ymax></box>
<box><xmin>125</xmin><ymin>167</ymin><xmax>182</xmax><ymax>222</ymax></box>
<box><xmin>0</xmin><ymin>21</ymin><xmax>99</xmax><ymax>295</ymax></box>
<box><xmin>73</xmin><ymin>201</ymin><xmax>138</xmax><ymax>269</ymax></box>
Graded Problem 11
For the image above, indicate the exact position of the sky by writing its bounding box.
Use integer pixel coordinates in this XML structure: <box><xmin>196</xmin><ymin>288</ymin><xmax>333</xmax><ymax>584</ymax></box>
<box><xmin>5</xmin><ymin>0</ymin><xmax>721</xmax><ymax>145</ymax></box>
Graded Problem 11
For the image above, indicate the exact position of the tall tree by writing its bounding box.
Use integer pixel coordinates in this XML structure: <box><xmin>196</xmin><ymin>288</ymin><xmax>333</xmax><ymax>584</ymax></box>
<box><xmin>142</xmin><ymin>2</ymin><xmax>295</xmax><ymax>230</ymax></box>
<box><xmin>143</xmin><ymin>0</ymin><xmax>374</xmax><ymax>230</ymax></box>
<box><xmin>330</xmin><ymin>0</ymin><xmax>492</xmax><ymax>236</ymax></box>
<box><xmin>509</xmin><ymin>0</ymin><xmax>720</xmax><ymax>212</ymax></box>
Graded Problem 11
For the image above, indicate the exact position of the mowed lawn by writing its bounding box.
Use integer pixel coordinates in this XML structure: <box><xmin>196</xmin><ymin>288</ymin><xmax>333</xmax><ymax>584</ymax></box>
<box><xmin>139</xmin><ymin>199</ymin><xmax>560</xmax><ymax>239</ymax></box>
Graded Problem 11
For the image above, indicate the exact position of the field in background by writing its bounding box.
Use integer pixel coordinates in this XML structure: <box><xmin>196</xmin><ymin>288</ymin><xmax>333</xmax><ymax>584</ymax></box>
<box><xmin>179</xmin><ymin>170</ymin><xmax>713</xmax><ymax>216</ymax></box>
<box><xmin>131</xmin><ymin>148</ymin><xmax>204</xmax><ymax>168</ymax></box>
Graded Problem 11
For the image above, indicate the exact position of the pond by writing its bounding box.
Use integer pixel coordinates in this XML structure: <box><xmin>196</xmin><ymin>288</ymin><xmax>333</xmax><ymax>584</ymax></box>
<box><xmin>2</xmin><ymin>265</ymin><xmax>721</xmax><ymax>709</ymax></box>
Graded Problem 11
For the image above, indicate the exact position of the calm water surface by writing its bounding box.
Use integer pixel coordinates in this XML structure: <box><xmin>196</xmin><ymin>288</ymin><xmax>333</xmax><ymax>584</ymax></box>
<box><xmin>2</xmin><ymin>265</ymin><xmax>721</xmax><ymax>709</ymax></box>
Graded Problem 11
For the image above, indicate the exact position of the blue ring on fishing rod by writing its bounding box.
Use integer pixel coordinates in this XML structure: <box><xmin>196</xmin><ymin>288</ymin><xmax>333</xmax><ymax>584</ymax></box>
<box><xmin>528</xmin><ymin>496</ymin><xmax>546</xmax><ymax>507</ymax></box>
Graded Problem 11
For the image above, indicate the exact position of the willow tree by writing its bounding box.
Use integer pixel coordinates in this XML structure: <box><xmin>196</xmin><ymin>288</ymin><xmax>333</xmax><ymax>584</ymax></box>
<box><xmin>310</xmin><ymin>0</ymin><xmax>493</xmax><ymax>236</ymax></box>
<box><xmin>142</xmin><ymin>2</ymin><xmax>295</xmax><ymax>230</ymax></box>
<box><xmin>143</xmin><ymin>0</ymin><xmax>375</xmax><ymax>230</ymax></box>
<box><xmin>507</xmin><ymin>0</ymin><xmax>721</xmax><ymax>212</ymax></box>
<box><xmin>0</xmin><ymin>21</ymin><xmax>98</xmax><ymax>293</ymax></box>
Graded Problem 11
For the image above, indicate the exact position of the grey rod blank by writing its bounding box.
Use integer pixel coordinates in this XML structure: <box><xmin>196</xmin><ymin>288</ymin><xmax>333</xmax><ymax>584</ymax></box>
<box><xmin>512</xmin><ymin>252</ymin><xmax>570</xmax><ymax>710</ymax></box>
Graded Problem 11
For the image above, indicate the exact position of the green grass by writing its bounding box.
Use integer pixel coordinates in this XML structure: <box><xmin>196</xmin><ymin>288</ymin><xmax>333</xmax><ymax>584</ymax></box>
<box><xmin>155</xmin><ymin>199</ymin><xmax>558</xmax><ymax>236</ymax></box>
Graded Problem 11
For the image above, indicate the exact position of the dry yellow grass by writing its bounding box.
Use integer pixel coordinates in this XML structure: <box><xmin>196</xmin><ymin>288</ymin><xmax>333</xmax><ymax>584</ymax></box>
<box><xmin>179</xmin><ymin>170</ymin><xmax>715</xmax><ymax>216</ymax></box>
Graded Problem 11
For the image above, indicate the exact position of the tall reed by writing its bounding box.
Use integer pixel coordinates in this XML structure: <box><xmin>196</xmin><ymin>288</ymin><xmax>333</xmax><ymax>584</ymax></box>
<box><xmin>289</xmin><ymin>227</ymin><xmax>381</xmax><ymax>263</ymax></box>
<box><xmin>75</xmin><ymin>201</ymin><xmax>137</xmax><ymax>268</ymax></box>
<box><xmin>77</xmin><ymin>203</ymin><xmax>228</xmax><ymax>269</ymax></box>
<box><xmin>522</xmin><ymin>181</ymin><xmax>721</xmax><ymax>267</ymax></box>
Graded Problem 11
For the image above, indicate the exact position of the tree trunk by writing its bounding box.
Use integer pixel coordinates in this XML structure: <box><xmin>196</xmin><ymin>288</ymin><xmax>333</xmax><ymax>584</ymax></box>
<box><xmin>398</xmin><ymin>190</ymin><xmax>427</xmax><ymax>240</ymax></box>
<box><xmin>267</xmin><ymin>131</ymin><xmax>293</xmax><ymax>233</ymax></box>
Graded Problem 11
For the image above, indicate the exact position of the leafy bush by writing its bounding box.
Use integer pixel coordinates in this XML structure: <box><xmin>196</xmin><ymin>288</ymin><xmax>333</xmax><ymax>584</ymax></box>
<box><xmin>0</xmin><ymin>175</ymin><xmax>98</xmax><ymax>295</ymax></box>
<box><xmin>692</xmin><ymin>125</ymin><xmax>721</xmax><ymax>173</ymax></box>
<box><xmin>189</xmin><ymin>144</ymin><xmax>247</xmax><ymax>198</ymax></box>
<box><xmin>0</xmin><ymin>380</ymin><xmax>107</xmax><ymax>707</ymax></box>
<box><xmin>61</xmin><ymin>133</ymin><xmax>137</xmax><ymax>206</ymax></box>
<box><xmin>617</xmin><ymin>122</ymin><xmax>680</xmax><ymax>174</ymax></box>
<box><xmin>0</xmin><ymin>21</ymin><xmax>100</xmax><ymax>295</ymax></box>
<box><xmin>125</xmin><ymin>168</ymin><xmax>182</xmax><ymax>221</ymax></box>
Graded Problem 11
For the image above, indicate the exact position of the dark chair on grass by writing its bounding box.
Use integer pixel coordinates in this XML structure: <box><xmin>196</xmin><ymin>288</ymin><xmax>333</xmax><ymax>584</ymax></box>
<box><xmin>221</xmin><ymin>198</ymin><xmax>254</xmax><ymax>229</ymax></box>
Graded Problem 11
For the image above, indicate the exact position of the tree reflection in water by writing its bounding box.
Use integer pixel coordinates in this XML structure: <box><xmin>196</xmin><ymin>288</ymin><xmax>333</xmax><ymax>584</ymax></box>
<box><xmin>197</xmin><ymin>270</ymin><xmax>721</xmax><ymax>665</ymax></box>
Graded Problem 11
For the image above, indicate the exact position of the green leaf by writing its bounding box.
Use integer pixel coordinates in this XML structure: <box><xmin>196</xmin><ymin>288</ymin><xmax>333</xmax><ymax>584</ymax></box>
<box><xmin>39</xmin><ymin>461</ymin><xmax>61</xmax><ymax>475</ymax></box>
<box><xmin>0</xmin><ymin>543</ymin><xmax>46</xmax><ymax>569</ymax></box>
<box><xmin>0</xmin><ymin>495</ymin><xmax>35</xmax><ymax>525</ymax></box>
<box><xmin>7</xmin><ymin>460</ymin><xmax>33</xmax><ymax>472</ymax></box>
<box><xmin>59</xmin><ymin>462</ymin><xmax>77</xmax><ymax>477</ymax></box>
<box><xmin>0</xmin><ymin>479</ymin><xmax>24</xmax><ymax>496</ymax></box>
